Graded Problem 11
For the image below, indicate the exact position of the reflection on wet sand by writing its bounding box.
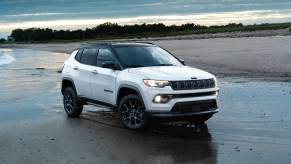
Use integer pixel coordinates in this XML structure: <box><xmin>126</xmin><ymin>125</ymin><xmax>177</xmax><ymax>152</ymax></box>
<box><xmin>82</xmin><ymin>110</ymin><xmax>217</xmax><ymax>163</ymax></box>
<box><xmin>147</xmin><ymin>122</ymin><xmax>212</xmax><ymax>141</ymax></box>
<box><xmin>82</xmin><ymin>110</ymin><xmax>211</xmax><ymax>140</ymax></box>
<box><xmin>144</xmin><ymin>123</ymin><xmax>216</xmax><ymax>163</ymax></box>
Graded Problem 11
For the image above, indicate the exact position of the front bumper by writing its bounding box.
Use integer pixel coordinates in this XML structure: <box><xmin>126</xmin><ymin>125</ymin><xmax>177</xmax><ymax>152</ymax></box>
<box><xmin>146</xmin><ymin>108</ymin><xmax>219</xmax><ymax>118</ymax></box>
<box><xmin>141</xmin><ymin>85</ymin><xmax>219</xmax><ymax>112</ymax></box>
<box><xmin>145</xmin><ymin>108</ymin><xmax>218</xmax><ymax>122</ymax></box>
<box><xmin>145</xmin><ymin>98</ymin><xmax>219</xmax><ymax>122</ymax></box>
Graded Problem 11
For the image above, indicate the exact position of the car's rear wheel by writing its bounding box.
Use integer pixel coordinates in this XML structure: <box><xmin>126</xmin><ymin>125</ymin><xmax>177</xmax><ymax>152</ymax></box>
<box><xmin>63</xmin><ymin>87</ymin><xmax>83</xmax><ymax>117</ymax></box>
<box><xmin>118</xmin><ymin>94</ymin><xmax>147</xmax><ymax>130</ymax></box>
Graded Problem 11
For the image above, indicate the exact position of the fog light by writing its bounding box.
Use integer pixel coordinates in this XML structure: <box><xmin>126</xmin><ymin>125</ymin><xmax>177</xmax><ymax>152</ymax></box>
<box><xmin>154</xmin><ymin>96</ymin><xmax>162</xmax><ymax>103</ymax></box>
<box><xmin>153</xmin><ymin>95</ymin><xmax>172</xmax><ymax>103</ymax></box>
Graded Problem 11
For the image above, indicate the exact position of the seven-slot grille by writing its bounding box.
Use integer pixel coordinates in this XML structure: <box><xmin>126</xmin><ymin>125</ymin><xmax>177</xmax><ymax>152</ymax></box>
<box><xmin>171</xmin><ymin>100</ymin><xmax>217</xmax><ymax>113</ymax></box>
<box><xmin>170</xmin><ymin>79</ymin><xmax>215</xmax><ymax>90</ymax></box>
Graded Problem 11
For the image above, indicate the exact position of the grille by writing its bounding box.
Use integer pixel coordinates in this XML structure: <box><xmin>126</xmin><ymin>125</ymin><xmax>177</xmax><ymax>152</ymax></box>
<box><xmin>170</xmin><ymin>79</ymin><xmax>215</xmax><ymax>90</ymax></box>
<box><xmin>171</xmin><ymin>100</ymin><xmax>217</xmax><ymax>113</ymax></box>
<box><xmin>173</xmin><ymin>91</ymin><xmax>216</xmax><ymax>98</ymax></box>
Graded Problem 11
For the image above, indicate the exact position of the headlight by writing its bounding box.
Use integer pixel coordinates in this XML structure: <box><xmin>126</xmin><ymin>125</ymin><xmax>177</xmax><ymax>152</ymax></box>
<box><xmin>214</xmin><ymin>78</ymin><xmax>218</xmax><ymax>87</ymax></box>
<box><xmin>143</xmin><ymin>79</ymin><xmax>170</xmax><ymax>88</ymax></box>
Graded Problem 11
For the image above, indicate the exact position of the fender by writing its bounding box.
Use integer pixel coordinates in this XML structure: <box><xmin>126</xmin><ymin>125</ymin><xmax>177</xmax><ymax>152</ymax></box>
<box><xmin>117</xmin><ymin>84</ymin><xmax>147</xmax><ymax>110</ymax></box>
<box><xmin>61</xmin><ymin>77</ymin><xmax>77</xmax><ymax>95</ymax></box>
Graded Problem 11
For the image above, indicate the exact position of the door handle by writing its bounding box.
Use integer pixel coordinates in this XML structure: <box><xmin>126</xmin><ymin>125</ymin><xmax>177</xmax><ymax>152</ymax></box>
<box><xmin>91</xmin><ymin>70</ymin><xmax>98</xmax><ymax>74</ymax></box>
<box><xmin>73</xmin><ymin>66</ymin><xmax>78</xmax><ymax>70</ymax></box>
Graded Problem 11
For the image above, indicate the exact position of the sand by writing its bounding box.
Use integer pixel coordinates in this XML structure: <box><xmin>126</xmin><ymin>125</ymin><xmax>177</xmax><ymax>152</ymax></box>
<box><xmin>153</xmin><ymin>36</ymin><xmax>291</xmax><ymax>80</ymax></box>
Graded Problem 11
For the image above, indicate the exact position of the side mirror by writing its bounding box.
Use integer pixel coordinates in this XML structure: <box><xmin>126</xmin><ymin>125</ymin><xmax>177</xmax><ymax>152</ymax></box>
<box><xmin>102</xmin><ymin>61</ymin><xmax>116</xmax><ymax>69</ymax></box>
<box><xmin>179</xmin><ymin>59</ymin><xmax>186</xmax><ymax>65</ymax></box>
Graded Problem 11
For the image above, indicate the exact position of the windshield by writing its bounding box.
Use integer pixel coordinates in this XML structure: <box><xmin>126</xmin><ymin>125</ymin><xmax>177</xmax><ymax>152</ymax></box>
<box><xmin>114</xmin><ymin>46</ymin><xmax>183</xmax><ymax>68</ymax></box>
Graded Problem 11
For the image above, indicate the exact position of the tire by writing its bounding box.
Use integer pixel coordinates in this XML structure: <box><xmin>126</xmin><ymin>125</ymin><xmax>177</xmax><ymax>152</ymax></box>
<box><xmin>118</xmin><ymin>94</ymin><xmax>147</xmax><ymax>130</ymax></box>
<box><xmin>63</xmin><ymin>87</ymin><xmax>83</xmax><ymax>117</ymax></box>
<box><xmin>190</xmin><ymin>114</ymin><xmax>213</xmax><ymax>124</ymax></box>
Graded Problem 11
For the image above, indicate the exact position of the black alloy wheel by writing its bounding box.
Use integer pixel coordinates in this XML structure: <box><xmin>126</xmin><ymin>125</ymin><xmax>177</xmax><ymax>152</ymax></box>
<box><xmin>63</xmin><ymin>87</ymin><xmax>83</xmax><ymax>117</ymax></box>
<box><xmin>118</xmin><ymin>94</ymin><xmax>147</xmax><ymax>130</ymax></box>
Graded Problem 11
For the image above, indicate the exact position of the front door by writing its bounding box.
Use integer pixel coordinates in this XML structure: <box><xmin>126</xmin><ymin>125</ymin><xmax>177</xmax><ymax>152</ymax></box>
<box><xmin>91</xmin><ymin>48</ymin><xmax>118</xmax><ymax>105</ymax></box>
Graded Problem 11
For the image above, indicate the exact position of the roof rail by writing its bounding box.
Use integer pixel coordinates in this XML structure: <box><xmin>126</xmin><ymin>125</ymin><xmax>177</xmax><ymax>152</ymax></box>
<box><xmin>134</xmin><ymin>42</ymin><xmax>155</xmax><ymax>45</ymax></box>
<box><xmin>78</xmin><ymin>41</ymin><xmax>156</xmax><ymax>49</ymax></box>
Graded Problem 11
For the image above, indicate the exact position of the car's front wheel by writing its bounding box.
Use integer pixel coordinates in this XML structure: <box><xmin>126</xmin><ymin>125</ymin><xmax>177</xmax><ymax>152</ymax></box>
<box><xmin>63</xmin><ymin>87</ymin><xmax>83</xmax><ymax>117</ymax></box>
<box><xmin>118</xmin><ymin>94</ymin><xmax>147</xmax><ymax>130</ymax></box>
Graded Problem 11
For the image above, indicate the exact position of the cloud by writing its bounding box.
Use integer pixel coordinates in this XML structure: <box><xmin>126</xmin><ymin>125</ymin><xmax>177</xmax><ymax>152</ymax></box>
<box><xmin>0</xmin><ymin>9</ymin><xmax>291</xmax><ymax>33</ymax></box>
<box><xmin>124</xmin><ymin>2</ymin><xmax>162</xmax><ymax>7</ymax></box>
<box><xmin>3</xmin><ymin>10</ymin><xmax>127</xmax><ymax>18</ymax></box>
<box><xmin>6</xmin><ymin>13</ymin><xmax>70</xmax><ymax>17</ymax></box>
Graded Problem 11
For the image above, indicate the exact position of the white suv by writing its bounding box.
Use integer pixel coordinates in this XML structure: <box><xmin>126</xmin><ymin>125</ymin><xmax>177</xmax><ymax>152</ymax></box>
<box><xmin>61</xmin><ymin>42</ymin><xmax>219</xmax><ymax>129</ymax></box>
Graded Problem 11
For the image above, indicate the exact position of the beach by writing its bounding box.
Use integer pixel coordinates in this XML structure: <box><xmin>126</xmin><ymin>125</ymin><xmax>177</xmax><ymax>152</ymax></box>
<box><xmin>0</xmin><ymin>35</ymin><xmax>291</xmax><ymax>163</ymax></box>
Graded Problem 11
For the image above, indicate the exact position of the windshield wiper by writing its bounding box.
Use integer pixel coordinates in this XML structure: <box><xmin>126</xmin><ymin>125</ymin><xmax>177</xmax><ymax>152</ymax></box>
<box><xmin>155</xmin><ymin>64</ymin><xmax>174</xmax><ymax>66</ymax></box>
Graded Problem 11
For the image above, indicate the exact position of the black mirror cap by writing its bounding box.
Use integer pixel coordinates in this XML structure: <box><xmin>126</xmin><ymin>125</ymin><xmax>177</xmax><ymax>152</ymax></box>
<box><xmin>179</xmin><ymin>59</ymin><xmax>186</xmax><ymax>65</ymax></box>
<box><xmin>102</xmin><ymin>61</ymin><xmax>116</xmax><ymax>69</ymax></box>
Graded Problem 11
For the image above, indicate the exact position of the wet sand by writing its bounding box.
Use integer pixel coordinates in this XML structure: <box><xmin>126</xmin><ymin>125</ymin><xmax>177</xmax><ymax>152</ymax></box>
<box><xmin>0</xmin><ymin>77</ymin><xmax>290</xmax><ymax>163</ymax></box>
<box><xmin>1</xmin><ymin>36</ymin><xmax>291</xmax><ymax>163</ymax></box>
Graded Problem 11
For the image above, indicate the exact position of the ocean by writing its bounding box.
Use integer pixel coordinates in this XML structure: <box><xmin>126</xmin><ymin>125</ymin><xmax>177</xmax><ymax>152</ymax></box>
<box><xmin>0</xmin><ymin>49</ymin><xmax>15</xmax><ymax>66</ymax></box>
<box><xmin>0</xmin><ymin>49</ymin><xmax>68</xmax><ymax>104</ymax></box>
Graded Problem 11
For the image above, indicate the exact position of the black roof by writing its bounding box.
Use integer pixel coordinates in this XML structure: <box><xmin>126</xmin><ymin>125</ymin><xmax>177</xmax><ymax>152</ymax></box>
<box><xmin>79</xmin><ymin>42</ymin><xmax>156</xmax><ymax>49</ymax></box>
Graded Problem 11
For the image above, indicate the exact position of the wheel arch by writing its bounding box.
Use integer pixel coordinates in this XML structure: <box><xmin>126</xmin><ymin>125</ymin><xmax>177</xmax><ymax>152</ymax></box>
<box><xmin>117</xmin><ymin>85</ymin><xmax>145</xmax><ymax>109</ymax></box>
<box><xmin>61</xmin><ymin>78</ymin><xmax>77</xmax><ymax>95</ymax></box>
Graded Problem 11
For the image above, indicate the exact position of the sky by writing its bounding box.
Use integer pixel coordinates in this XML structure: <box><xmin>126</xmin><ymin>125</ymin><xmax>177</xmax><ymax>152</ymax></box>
<box><xmin>1</xmin><ymin>0</ymin><xmax>291</xmax><ymax>38</ymax></box>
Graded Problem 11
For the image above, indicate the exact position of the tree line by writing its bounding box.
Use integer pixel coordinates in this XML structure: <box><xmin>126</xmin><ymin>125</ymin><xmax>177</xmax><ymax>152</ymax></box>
<box><xmin>8</xmin><ymin>22</ymin><xmax>244</xmax><ymax>42</ymax></box>
<box><xmin>0</xmin><ymin>38</ymin><xmax>6</xmax><ymax>42</ymax></box>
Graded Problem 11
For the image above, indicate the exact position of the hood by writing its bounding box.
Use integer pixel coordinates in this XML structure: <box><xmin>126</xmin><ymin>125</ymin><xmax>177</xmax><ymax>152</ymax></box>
<box><xmin>128</xmin><ymin>66</ymin><xmax>215</xmax><ymax>80</ymax></box>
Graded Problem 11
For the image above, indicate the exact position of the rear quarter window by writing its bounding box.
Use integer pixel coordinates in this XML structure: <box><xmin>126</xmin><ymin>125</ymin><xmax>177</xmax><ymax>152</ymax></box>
<box><xmin>75</xmin><ymin>49</ymin><xmax>83</xmax><ymax>62</ymax></box>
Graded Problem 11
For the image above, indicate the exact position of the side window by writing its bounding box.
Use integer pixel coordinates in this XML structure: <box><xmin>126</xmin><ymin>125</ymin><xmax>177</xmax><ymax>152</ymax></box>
<box><xmin>96</xmin><ymin>48</ymin><xmax>115</xmax><ymax>67</ymax></box>
<box><xmin>75</xmin><ymin>49</ymin><xmax>83</xmax><ymax>62</ymax></box>
<box><xmin>80</xmin><ymin>48</ymin><xmax>98</xmax><ymax>65</ymax></box>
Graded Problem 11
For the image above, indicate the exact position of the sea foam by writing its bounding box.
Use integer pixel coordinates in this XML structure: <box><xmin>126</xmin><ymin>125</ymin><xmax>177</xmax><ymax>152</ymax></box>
<box><xmin>0</xmin><ymin>53</ymin><xmax>15</xmax><ymax>66</ymax></box>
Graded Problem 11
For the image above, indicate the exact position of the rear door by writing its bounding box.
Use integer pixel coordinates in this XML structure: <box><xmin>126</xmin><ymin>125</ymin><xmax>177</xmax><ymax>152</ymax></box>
<box><xmin>73</xmin><ymin>48</ymin><xmax>98</xmax><ymax>99</ymax></box>
<box><xmin>91</xmin><ymin>48</ymin><xmax>118</xmax><ymax>105</ymax></box>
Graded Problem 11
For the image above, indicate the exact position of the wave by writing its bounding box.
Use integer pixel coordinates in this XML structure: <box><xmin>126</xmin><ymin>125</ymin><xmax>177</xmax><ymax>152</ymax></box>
<box><xmin>0</xmin><ymin>53</ymin><xmax>15</xmax><ymax>66</ymax></box>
